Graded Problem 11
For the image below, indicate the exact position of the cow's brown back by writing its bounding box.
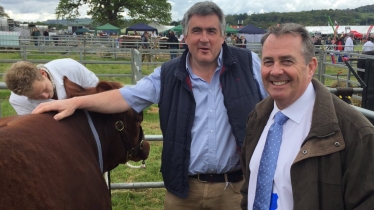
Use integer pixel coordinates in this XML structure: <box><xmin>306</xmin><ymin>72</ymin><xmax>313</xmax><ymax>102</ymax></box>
<box><xmin>0</xmin><ymin>111</ymin><xmax>111</xmax><ymax>209</ymax></box>
<box><xmin>0</xmin><ymin>78</ymin><xmax>150</xmax><ymax>209</ymax></box>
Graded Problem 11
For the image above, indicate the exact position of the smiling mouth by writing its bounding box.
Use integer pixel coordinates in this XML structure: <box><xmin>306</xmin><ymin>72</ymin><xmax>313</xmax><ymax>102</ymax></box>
<box><xmin>272</xmin><ymin>81</ymin><xmax>288</xmax><ymax>86</ymax></box>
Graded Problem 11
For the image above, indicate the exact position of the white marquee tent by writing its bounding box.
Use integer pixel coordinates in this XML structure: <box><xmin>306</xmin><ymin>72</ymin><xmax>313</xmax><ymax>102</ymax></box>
<box><xmin>306</xmin><ymin>25</ymin><xmax>373</xmax><ymax>36</ymax></box>
<box><xmin>148</xmin><ymin>22</ymin><xmax>174</xmax><ymax>35</ymax></box>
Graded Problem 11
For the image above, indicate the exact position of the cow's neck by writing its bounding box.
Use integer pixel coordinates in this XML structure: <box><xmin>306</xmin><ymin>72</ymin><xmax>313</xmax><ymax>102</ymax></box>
<box><xmin>84</xmin><ymin>111</ymin><xmax>104</xmax><ymax>173</ymax></box>
<box><xmin>84</xmin><ymin>111</ymin><xmax>128</xmax><ymax>173</ymax></box>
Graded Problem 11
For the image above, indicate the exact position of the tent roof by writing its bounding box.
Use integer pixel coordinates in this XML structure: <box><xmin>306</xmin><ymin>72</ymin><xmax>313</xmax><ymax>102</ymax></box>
<box><xmin>148</xmin><ymin>22</ymin><xmax>174</xmax><ymax>34</ymax></box>
<box><xmin>226</xmin><ymin>26</ymin><xmax>238</xmax><ymax>34</ymax></box>
<box><xmin>305</xmin><ymin>25</ymin><xmax>373</xmax><ymax>35</ymax></box>
<box><xmin>238</xmin><ymin>24</ymin><xmax>266</xmax><ymax>34</ymax></box>
<box><xmin>95</xmin><ymin>23</ymin><xmax>121</xmax><ymax>35</ymax></box>
<box><xmin>168</xmin><ymin>25</ymin><xmax>183</xmax><ymax>33</ymax></box>
<box><xmin>125</xmin><ymin>23</ymin><xmax>158</xmax><ymax>35</ymax></box>
<box><xmin>95</xmin><ymin>23</ymin><xmax>120</xmax><ymax>30</ymax></box>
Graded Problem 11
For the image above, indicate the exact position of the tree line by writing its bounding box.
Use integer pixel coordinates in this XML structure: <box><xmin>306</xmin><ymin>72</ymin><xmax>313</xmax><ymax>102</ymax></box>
<box><xmin>225</xmin><ymin>5</ymin><xmax>374</xmax><ymax>30</ymax></box>
<box><xmin>1</xmin><ymin>2</ymin><xmax>373</xmax><ymax>31</ymax></box>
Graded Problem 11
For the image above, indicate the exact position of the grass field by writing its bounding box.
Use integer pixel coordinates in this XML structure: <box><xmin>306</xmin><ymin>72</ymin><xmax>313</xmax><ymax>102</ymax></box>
<box><xmin>0</xmin><ymin>51</ymin><xmax>167</xmax><ymax>209</ymax></box>
<box><xmin>0</xmin><ymin>45</ymin><xmax>366</xmax><ymax>209</ymax></box>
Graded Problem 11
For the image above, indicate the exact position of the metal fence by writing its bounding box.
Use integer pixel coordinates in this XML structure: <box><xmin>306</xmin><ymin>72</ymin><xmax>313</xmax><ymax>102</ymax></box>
<box><xmin>1</xmin><ymin>40</ymin><xmax>374</xmax><ymax>190</ymax></box>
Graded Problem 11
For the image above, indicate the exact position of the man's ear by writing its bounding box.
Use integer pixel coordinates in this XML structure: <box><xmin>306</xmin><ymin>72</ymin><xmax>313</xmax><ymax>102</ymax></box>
<box><xmin>39</xmin><ymin>69</ymin><xmax>47</xmax><ymax>76</ymax></box>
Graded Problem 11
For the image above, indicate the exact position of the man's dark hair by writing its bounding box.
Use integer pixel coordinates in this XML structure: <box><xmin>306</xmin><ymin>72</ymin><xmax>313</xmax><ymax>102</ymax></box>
<box><xmin>261</xmin><ymin>23</ymin><xmax>315</xmax><ymax>64</ymax></box>
<box><xmin>181</xmin><ymin>1</ymin><xmax>225</xmax><ymax>36</ymax></box>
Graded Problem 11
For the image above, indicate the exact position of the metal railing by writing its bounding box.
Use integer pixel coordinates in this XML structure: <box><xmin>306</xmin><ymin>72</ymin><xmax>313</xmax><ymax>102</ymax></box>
<box><xmin>1</xmin><ymin>41</ymin><xmax>374</xmax><ymax>190</ymax></box>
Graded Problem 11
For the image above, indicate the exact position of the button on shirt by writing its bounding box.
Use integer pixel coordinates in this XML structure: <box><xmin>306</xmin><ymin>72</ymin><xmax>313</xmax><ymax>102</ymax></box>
<box><xmin>248</xmin><ymin>82</ymin><xmax>316</xmax><ymax>210</ymax></box>
<box><xmin>120</xmin><ymin>48</ymin><xmax>266</xmax><ymax>175</ymax></box>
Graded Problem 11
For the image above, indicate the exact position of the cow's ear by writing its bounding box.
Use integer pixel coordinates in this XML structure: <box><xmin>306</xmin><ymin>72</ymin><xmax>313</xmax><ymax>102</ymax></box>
<box><xmin>96</xmin><ymin>81</ymin><xmax>124</xmax><ymax>93</ymax></box>
<box><xmin>96</xmin><ymin>81</ymin><xmax>114</xmax><ymax>92</ymax></box>
<box><xmin>64</xmin><ymin>76</ymin><xmax>85</xmax><ymax>98</ymax></box>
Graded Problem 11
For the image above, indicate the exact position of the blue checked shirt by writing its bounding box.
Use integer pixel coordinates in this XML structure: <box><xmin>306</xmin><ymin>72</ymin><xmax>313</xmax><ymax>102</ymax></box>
<box><xmin>120</xmin><ymin>48</ymin><xmax>267</xmax><ymax>174</ymax></box>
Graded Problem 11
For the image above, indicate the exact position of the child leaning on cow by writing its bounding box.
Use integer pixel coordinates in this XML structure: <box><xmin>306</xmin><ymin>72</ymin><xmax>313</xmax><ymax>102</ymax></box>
<box><xmin>3</xmin><ymin>58</ymin><xmax>99</xmax><ymax>115</ymax></box>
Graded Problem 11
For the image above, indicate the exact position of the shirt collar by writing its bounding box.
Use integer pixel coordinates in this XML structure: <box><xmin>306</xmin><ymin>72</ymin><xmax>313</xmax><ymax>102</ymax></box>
<box><xmin>272</xmin><ymin>82</ymin><xmax>316</xmax><ymax>124</ymax></box>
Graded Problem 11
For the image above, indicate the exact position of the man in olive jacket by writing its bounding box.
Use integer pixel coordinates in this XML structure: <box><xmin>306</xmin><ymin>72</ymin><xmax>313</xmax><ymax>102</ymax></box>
<box><xmin>241</xmin><ymin>23</ymin><xmax>374</xmax><ymax>209</ymax></box>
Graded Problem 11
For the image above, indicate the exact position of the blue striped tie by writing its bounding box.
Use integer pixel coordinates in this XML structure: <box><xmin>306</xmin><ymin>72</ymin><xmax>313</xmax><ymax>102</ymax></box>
<box><xmin>253</xmin><ymin>111</ymin><xmax>289</xmax><ymax>210</ymax></box>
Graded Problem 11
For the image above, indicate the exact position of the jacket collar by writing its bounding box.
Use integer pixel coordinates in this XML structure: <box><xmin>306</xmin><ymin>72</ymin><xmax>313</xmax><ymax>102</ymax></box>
<box><xmin>306</xmin><ymin>78</ymin><xmax>340</xmax><ymax>139</ymax></box>
<box><xmin>255</xmin><ymin>78</ymin><xmax>340</xmax><ymax>139</ymax></box>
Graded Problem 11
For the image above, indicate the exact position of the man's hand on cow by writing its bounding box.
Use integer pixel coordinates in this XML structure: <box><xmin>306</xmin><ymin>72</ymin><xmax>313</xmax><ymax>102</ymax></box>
<box><xmin>32</xmin><ymin>99</ymin><xmax>77</xmax><ymax>121</ymax></box>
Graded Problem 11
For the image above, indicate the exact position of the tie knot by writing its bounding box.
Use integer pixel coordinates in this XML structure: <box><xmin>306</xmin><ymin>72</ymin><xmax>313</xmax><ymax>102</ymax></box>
<box><xmin>274</xmin><ymin>111</ymin><xmax>289</xmax><ymax>125</ymax></box>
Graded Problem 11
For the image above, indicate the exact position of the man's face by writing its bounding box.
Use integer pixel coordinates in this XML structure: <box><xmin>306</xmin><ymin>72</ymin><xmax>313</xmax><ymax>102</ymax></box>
<box><xmin>261</xmin><ymin>33</ymin><xmax>317</xmax><ymax>109</ymax></box>
<box><xmin>28</xmin><ymin>72</ymin><xmax>54</xmax><ymax>100</ymax></box>
<box><xmin>184</xmin><ymin>14</ymin><xmax>224</xmax><ymax>67</ymax></box>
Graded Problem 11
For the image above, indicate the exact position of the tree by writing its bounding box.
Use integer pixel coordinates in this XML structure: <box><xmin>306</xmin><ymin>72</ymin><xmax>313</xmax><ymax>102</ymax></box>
<box><xmin>55</xmin><ymin>0</ymin><xmax>172</xmax><ymax>27</ymax></box>
<box><xmin>170</xmin><ymin>20</ymin><xmax>180</xmax><ymax>26</ymax></box>
<box><xmin>0</xmin><ymin>6</ymin><xmax>10</xmax><ymax>18</ymax></box>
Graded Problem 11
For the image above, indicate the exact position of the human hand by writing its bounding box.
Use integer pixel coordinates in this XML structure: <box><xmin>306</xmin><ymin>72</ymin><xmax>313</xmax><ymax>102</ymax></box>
<box><xmin>32</xmin><ymin>98</ymin><xmax>77</xmax><ymax>121</ymax></box>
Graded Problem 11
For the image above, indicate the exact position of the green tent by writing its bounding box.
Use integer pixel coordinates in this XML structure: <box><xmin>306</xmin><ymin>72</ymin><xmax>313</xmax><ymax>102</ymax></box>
<box><xmin>95</xmin><ymin>23</ymin><xmax>121</xmax><ymax>36</ymax></box>
<box><xmin>226</xmin><ymin>26</ymin><xmax>238</xmax><ymax>34</ymax></box>
<box><xmin>169</xmin><ymin>25</ymin><xmax>183</xmax><ymax>33</ymax></box>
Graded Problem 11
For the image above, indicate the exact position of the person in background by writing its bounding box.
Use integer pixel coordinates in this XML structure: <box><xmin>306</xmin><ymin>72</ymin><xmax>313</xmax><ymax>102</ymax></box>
<box><xmin>141</xmin><ymin>31</ymin><xmax>150</xmax><ymax>62</ymax></box>
<box><xmin>344</xmin><ymin>33</ymin><xmax>354</xmax><ymax>52</ymax></box>
<box><xmin>237</xmin><ymin>35</ymin><xmax>247</xmax><ymax>48</ymax></box>
<box><xmin>166</xmin><ymin>30</ymin><xmax>172</xmax><ymax>38</ymax></box>
<box><xmin>32</xmin><ymin>1</ymin><xmax>267</xmax><ymax>209</ymax></box>
<box><xmin>151</xmin><ymin>31</ymin><xmax>158</xmax><ymax>38</ymax></box>
<box><xmin>167</xmin><ymin>31</ymin><xmax>180</xmax><ymax>59</ymax></box>
<box><xmin>43</xmin><ymin>28</ymin><xmax>49</xmax><ymax>45</ymax></box>
<box><xmin>335</xmin><ymin>35</ymin><xmax>345</xmax><ymax>62</ymax></box>
<box><xmin>226</xmin><ymin>33</ymin><xmax>232</xmax><ymax>43</ymax></box>
<box><xmin>232</xmin><ymin>34</ymin><xmax>238</xmax><ymax>46</ymax></box>
<box><xmin>325</xmin><ymin>36</ymin><xmax>332</xmax><ymax>50</ymax></box>
<box><xmin>31</xmin><ymin>28</ymin><xmax>40</xmax><ymax>46</ymax></box>
<box><xmin>3</xmin><ymin>58</ymin><xmax>98</xmax><ymax>115</ymax></box>
<box><xmin>240</xmin><ymin>22</ymin><xmax>374</xmax><ymax>210</ymax></box>
<box><xmin>362</xmin><ymin>36</ymin><xmax>374</xmax><ymax>52</ymax></box>
<box><xmin>314</xmin><ymin>36</ymin><xmax>322</xmax><ymax>46</ymax></box>
<box><xmin>357</xmin><ymin>36</ymin><xmax>374</xmax><ymax>80</ymax></box>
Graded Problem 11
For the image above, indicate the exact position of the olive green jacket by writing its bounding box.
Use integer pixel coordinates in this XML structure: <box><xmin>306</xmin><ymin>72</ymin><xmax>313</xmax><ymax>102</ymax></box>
<box><xmin>241</xmin><ymin>78</ymin><xmax>374</xmax><ymax>209</ymax></box>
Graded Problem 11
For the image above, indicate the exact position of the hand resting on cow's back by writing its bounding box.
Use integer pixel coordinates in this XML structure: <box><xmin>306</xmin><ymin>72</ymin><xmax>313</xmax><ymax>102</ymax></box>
<box><xmin>0</xmin><ymin>76</ymin><xmax>150</xmax><ymax>209</ymax></box>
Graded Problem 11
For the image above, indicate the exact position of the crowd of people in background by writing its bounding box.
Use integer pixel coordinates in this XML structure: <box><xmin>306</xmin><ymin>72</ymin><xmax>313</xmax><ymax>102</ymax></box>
<box><xmin>310</xmin><ymin>32</ymin><xmax>374</xmax><ymax>63</ymax></box>
<box><xmin>30</xmin><ymin>27</ymin><xmax>51</xmax><ymax>46</ymax></box>
<box><xmin>225</xmin><ymin>33</ymin><xmax>247</xmax><ymax>48</ymax></box>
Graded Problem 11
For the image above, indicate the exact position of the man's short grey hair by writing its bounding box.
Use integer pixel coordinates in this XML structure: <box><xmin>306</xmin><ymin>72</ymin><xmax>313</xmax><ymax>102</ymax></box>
<box><xmin>181</xmin><ymin>1</ymin><xmax>226</xmax><ymax>36</ymax></box>
<box><xmin>261</xmin><ymin>23</ymin><xmax>315</xmax><ymax>65</ymax></box>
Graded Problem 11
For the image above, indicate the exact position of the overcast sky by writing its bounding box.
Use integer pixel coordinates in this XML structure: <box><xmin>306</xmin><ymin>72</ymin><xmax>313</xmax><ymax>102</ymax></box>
<box><xmin>1</xmin><ymin>0</ymin><xmax>373</xmax><ymax>23</ymax></box>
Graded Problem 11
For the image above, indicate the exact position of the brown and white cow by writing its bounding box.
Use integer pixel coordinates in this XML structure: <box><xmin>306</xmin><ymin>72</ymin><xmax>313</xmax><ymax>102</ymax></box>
<box><xmin>0</xmin><ymin>77</ymin><xmax>150</xmax><ymax>209</ymax></box>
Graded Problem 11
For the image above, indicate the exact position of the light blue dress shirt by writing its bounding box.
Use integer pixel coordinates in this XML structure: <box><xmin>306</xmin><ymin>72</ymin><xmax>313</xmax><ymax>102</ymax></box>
<box><xmin>120</xmin><ymin>48</ymin><xmax>267</xmax><ymax>174</ymax></box>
